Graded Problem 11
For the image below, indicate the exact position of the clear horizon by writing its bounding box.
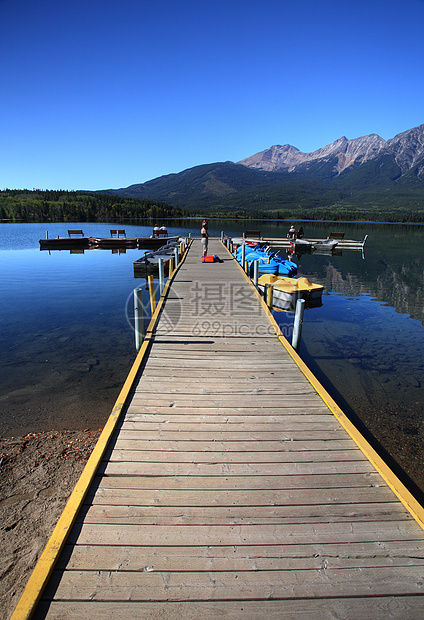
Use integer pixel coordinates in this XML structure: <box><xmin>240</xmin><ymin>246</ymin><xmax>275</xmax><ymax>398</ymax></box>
<box><xmin>2</xmin><ymin>0</ymin><xmax>424</xmax><ymax>191</ymax></box>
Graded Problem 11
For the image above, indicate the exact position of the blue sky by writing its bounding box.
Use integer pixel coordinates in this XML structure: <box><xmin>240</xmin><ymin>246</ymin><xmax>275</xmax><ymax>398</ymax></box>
<box><xmin>1</xmin><ymin>0</ymin><xmax>424</xmax><ymax>191</ymax></box>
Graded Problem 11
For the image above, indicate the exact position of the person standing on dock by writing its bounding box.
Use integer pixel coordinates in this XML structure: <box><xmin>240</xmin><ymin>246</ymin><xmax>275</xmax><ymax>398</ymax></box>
<box><xmin>201</xmin><ymin>220</ymin><xmax>209</xmax><ymax>258</ymax></box>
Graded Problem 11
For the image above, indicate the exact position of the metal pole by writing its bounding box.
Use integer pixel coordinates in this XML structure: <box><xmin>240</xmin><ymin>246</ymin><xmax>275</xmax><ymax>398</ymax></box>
<box><xmin>241</xmin><ymin>241</ymin><xmax>246</xmax><ymax>268</ymax></box>
<box><xmin>292</xmin><ymin>298</ymin><xmax>305</xmax><ymax>352</ymax></box>
<box><xmin>221</xmin><ymin>231</ymin><xmax>224</xmax><ymax>242</ymax></box>
<box><xmin>174</xmin><ymin>247</ymin><xmax>179</xmax><ymax>267</ymax></box>
<box><xmin>253</xmin><ymin>260</ymin><xmax>259</xmax><ymax>288</ymax></box>
<box><xmin>158</xmin><ymin>258</ymin><xmax>165</xmax><ymax>294</ymax></box>
<box><xmin>134</xmin><ymin>287</ymin><xmax>144</xmax><ymax>350</ymax></box>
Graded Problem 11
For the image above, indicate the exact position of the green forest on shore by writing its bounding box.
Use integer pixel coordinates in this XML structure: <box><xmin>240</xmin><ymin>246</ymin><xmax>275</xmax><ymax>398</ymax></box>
<box><xmin>0</xmin><ymin>189</ymin><xmax>423</xmax><ymax>223</ymax></box>
<box><xmin>0</xmin><ymin>190</ymin><xmax>186</xmax><ymax>222</ymax></box>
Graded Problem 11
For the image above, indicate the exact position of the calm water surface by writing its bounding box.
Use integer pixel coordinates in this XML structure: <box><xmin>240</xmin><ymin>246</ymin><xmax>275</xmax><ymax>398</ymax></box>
<box><xmin>1</xmin><ymin>220</ymin><xmax>423</xmax><ymax>493</ymax></box>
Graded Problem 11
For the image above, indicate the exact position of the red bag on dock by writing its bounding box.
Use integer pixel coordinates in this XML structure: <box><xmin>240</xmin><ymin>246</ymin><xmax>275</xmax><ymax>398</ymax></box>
<box><xmin>202</xmin><ymin>256</ymin><xmax>215</xmax><ymax>263</ymax></box>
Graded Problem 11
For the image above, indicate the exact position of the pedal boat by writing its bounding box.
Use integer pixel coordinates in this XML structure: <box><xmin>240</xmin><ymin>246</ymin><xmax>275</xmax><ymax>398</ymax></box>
<box><xmin>257</xmin><ymin>274</ymin><xmax>324</xmax><ymax>311</ymax></box>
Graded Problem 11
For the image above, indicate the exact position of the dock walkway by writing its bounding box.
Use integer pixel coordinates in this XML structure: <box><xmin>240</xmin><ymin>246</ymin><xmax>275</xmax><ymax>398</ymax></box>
<box><xmin>16</xmin><ymin>239</ymin><xmax>424</xmax><ymax>619</ymax></box>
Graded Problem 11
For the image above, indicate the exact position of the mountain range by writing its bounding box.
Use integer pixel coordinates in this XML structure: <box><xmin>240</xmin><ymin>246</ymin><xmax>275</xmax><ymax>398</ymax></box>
<box><xmin>101</xmin><ymin>124</ymin><xmax>424</xmax><ymax>219</ymax></box>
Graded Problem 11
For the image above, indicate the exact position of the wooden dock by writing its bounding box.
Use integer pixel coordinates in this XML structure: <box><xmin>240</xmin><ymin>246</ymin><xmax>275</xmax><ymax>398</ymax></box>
<box><xmin>233</xmin><ymin>236</ymin><xmax>368</xmax><ymax>251</ymax></box>
<box><xmin>13</xmin><ymin>239</ymin><xmax>424</xmax><ymax>619</ymax></box>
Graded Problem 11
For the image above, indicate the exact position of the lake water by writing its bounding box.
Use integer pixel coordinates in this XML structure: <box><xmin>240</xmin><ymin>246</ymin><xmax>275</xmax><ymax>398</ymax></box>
<box><xmin>1</xmin><ymin>220</ymin><xmax>423</xmax><ymax>495</ymax></box>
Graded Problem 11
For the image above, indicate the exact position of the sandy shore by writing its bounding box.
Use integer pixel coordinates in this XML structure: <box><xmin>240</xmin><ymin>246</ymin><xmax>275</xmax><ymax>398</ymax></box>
<box><xmin>0</xmin><ymin>429</ymin><xmax>101</xmax><ymax>620</ymax></box>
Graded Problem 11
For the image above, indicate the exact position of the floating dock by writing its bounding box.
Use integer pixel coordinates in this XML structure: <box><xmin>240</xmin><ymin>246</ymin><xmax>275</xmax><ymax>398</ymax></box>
<box><xmin>13</xmin><ymin>238</ymin><xmax>424</xmax><ymax>619</ymax></box>
<box><xmin>232</xmin><ymin>236</ymin><xmax>368</xmax><ymax>251</ymax></box>
<box><xmin>263</xmin><ymin>236</ymin><xmax>368</xmax><ymax>251</ymax></box>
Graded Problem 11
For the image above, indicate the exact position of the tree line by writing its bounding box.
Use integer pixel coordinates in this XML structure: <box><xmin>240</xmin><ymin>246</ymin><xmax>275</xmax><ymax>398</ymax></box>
<box><xmin>1</xmin><ymin>189</ymin><xmax>423</xmax><ymax>224</ymax></box>
<box><xmin>0</xmin><ymin>190</ymin><xmax>186</xmax><ymax>222</ymax></box>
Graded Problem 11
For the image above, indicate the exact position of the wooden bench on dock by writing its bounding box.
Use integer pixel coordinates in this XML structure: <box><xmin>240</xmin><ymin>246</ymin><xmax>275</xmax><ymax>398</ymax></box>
<box><xmin>243</xmin><ymin>230</ymin><xmax>261</xmax><ymax>239</ymax></box>
<box><xmin>67</xmin><ymin>229</ymin><xmax>84</xmax><ymax>237</ymax></box>
<box><xmin>110</xmin><ymin>229</ymin><xmax>126</xmax><ymax>238</ymax></box>
<box><xmin>329</xmin><ymin>231</ymin><xmax>345</xmax><ymax>239</ymax></box>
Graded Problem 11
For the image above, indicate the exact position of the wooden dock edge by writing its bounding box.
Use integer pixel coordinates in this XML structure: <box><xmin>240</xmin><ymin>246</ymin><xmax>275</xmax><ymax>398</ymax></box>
<box><xmin>229</xmin><ymin>241</ymin><xmax>424</xmax><ymax>532</ymax></box>
<box><xmin>10</xmin><ymin>241</ymin><xmax>193</xmax><ymax>620</ymax></box>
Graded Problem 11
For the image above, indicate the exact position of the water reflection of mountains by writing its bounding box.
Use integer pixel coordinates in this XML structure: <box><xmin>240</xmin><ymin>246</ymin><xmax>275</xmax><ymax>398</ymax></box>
<box><xmin>308</xmin><ymin>258</ymin><xmax>424</xmax><ymax>325</ymax></box>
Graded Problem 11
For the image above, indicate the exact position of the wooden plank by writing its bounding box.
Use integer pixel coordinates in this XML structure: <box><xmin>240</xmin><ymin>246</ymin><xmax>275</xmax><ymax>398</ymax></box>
<box><xmin>139</xmin><ymin>354</ymin><xmax>299</xmax><ymax>367</ymax></box>
<box><xmin>148</xmin><ymin>348</ymin><xmax>287</xmax><ymax>356</ymax></box>
<box><xmin>85</xmin><ymin>486</ymin><xmax>398</xmax><ymax>506</ymax></box>
<box><xmin>131</xmin><ymin>387</ymin><xmax>317</xmax><ymax>396</ymax></box>
<box><xmin>99</xmin><ymin>460</ymin><xmax>375</xmax><ymax>477</ymax></box>
<box><xmin>35</xmin><ymin>598</ymin><xmax>424</xmax><ymax>620</ymax></box>
<box><xmin>127</xmin><ymin>394</ymin><xmax>321</xmax><ymax>406</ymax></box>
<box><xmin>150</xmin><ymin>338</ymin><xmax>281</xmax><ymax>348</ymax></box>
<box><xmin>123</xmin><ymin>412</ymin><xmax>338</xmax><ymax>422</ymax></box>
<box><xmin>66</xmin><ymin>521</ymin><xmax>424</xmax><ymax>547</ymax></box>
<box><xmin>124</xmin><ymin>404</ymin><xmax>332</xmax><ymax>415</ymax></box>
<box><xmin>76</xmin><ymin>502</ymin><xmax>412</xmax><ymax>525</ymax></box>
<box><xmin>133</xmin><ymin>378</ymin><xmax>311</xmax><ymax>388</ymax></box>
<box><xmin>104</xmin><ymin>449</ymin><xmax>363</xmax><ymax>463</ymax></box>
<box><xmin>57</xmin><ymin>540</ymin><xmax>424</xmax><ymax>571</ymax></box>
<box><xmin>118</xmin><ymin>421</ymin><xmax>343</xmax><ymax>432</ymax></box>
<box><xmin>126</xmin><ymin>401</ymin><xmax>328</xmax><ymax>411</ymax></box>
<box><xmin>113</xmin><ymin>429</ymin><xmax>348</xmax><ymax>441</ymax></box>
<box><xmin>139</xmin><ymin>368</ymin><xmax>308</xmax><ymax>378</ymax></box>
<box><xmin>43</xmin><ymin>566</ymin><xmax>424</xmax><ymax>601</ymax></box>
<box><xmin>94</xmin><ymin>472</ymin><xmax>387</xmax><ymax>490</ymax></box>
<box><xmin>110</xmin><ymin>439</ymin><xmax>358</xmax><ymax>452</ymax></box>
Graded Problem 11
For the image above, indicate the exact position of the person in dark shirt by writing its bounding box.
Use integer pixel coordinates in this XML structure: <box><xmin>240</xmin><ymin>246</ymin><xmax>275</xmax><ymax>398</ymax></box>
<box><xmin>201</xmin><ymin>219</ymin><xmax>209</xmax><ymax>258</ymax></box>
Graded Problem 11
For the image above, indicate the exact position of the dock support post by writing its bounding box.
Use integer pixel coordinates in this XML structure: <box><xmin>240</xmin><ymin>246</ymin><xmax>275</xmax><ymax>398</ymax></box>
<box><xmin>147</xmin><ymin>275</ymin><xmax>157</xmax><ymax>313</ymax></box>
<box><xmin>253</xmin><ymin>260</ymin><xmax>259</xmax><ymax>288</ymax></box>
<box><xmin>221</xmin><ymin>231</ymin><xmax>224</xmax><ymax>242</ymax></box>
<box><xmin>241</xmin><ymin>241</ymin><xmax>246</xmax><ymax>268</ymax></box>
<box><xmin>168</xmin><ymin>256</ymin><xmax>174</xmax><ymax>275</ymax></box>
<box><xmin>266</xmin><ymin>284</ymin><xmax>274</xmax><ymax>308</ymax></box>
<box><xmin>292</xmin><ymin>298</ymin><xmax>305</xmax><ymax>352</ymax></box>
<box><xmin>158</xmin><ymin>258</ymin><xmax>165</xmax><ymax>294</ymax></box>
<box><xmin>361</xmin><ymin>234</ymin><xmax>368</xmax><ymax>260</ymax></box>
<box><xmin>134</xmin><ymin>287</ymin><xmax>144</xmax><ymax>350</ymax></box>
<box><xmin>174</xmin><ymin>247</ymin><xmax>179</xmax><ymax>267</ymax></box>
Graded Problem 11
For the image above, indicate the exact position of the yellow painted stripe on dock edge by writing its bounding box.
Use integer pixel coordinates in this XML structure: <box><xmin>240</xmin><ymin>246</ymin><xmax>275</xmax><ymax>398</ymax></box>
<box><xmin>10</xmin><ymin>241</ymin><xmax>192</xmax><ymax>620</ymax></box>
<box><xmin>227</xmin><ymin>241</ymin><xmax>424</xmax><ymax>531</ymax></box>
<box><xmin>279</xmin><ymin>337</ymin><xmax>424</xmax><ymax>531</ymax></box>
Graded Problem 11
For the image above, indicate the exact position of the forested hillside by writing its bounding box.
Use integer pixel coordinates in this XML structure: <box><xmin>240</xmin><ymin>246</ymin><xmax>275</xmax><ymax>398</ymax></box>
<box><xmin>103</xmin><ymin>162</ymin><xmax>424</xmax><ymax>222</ymax></box>
<box><xmin>0</xmin><ymin>190</ymin><xmax>186</xmax><ymax>222</ymax></box>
